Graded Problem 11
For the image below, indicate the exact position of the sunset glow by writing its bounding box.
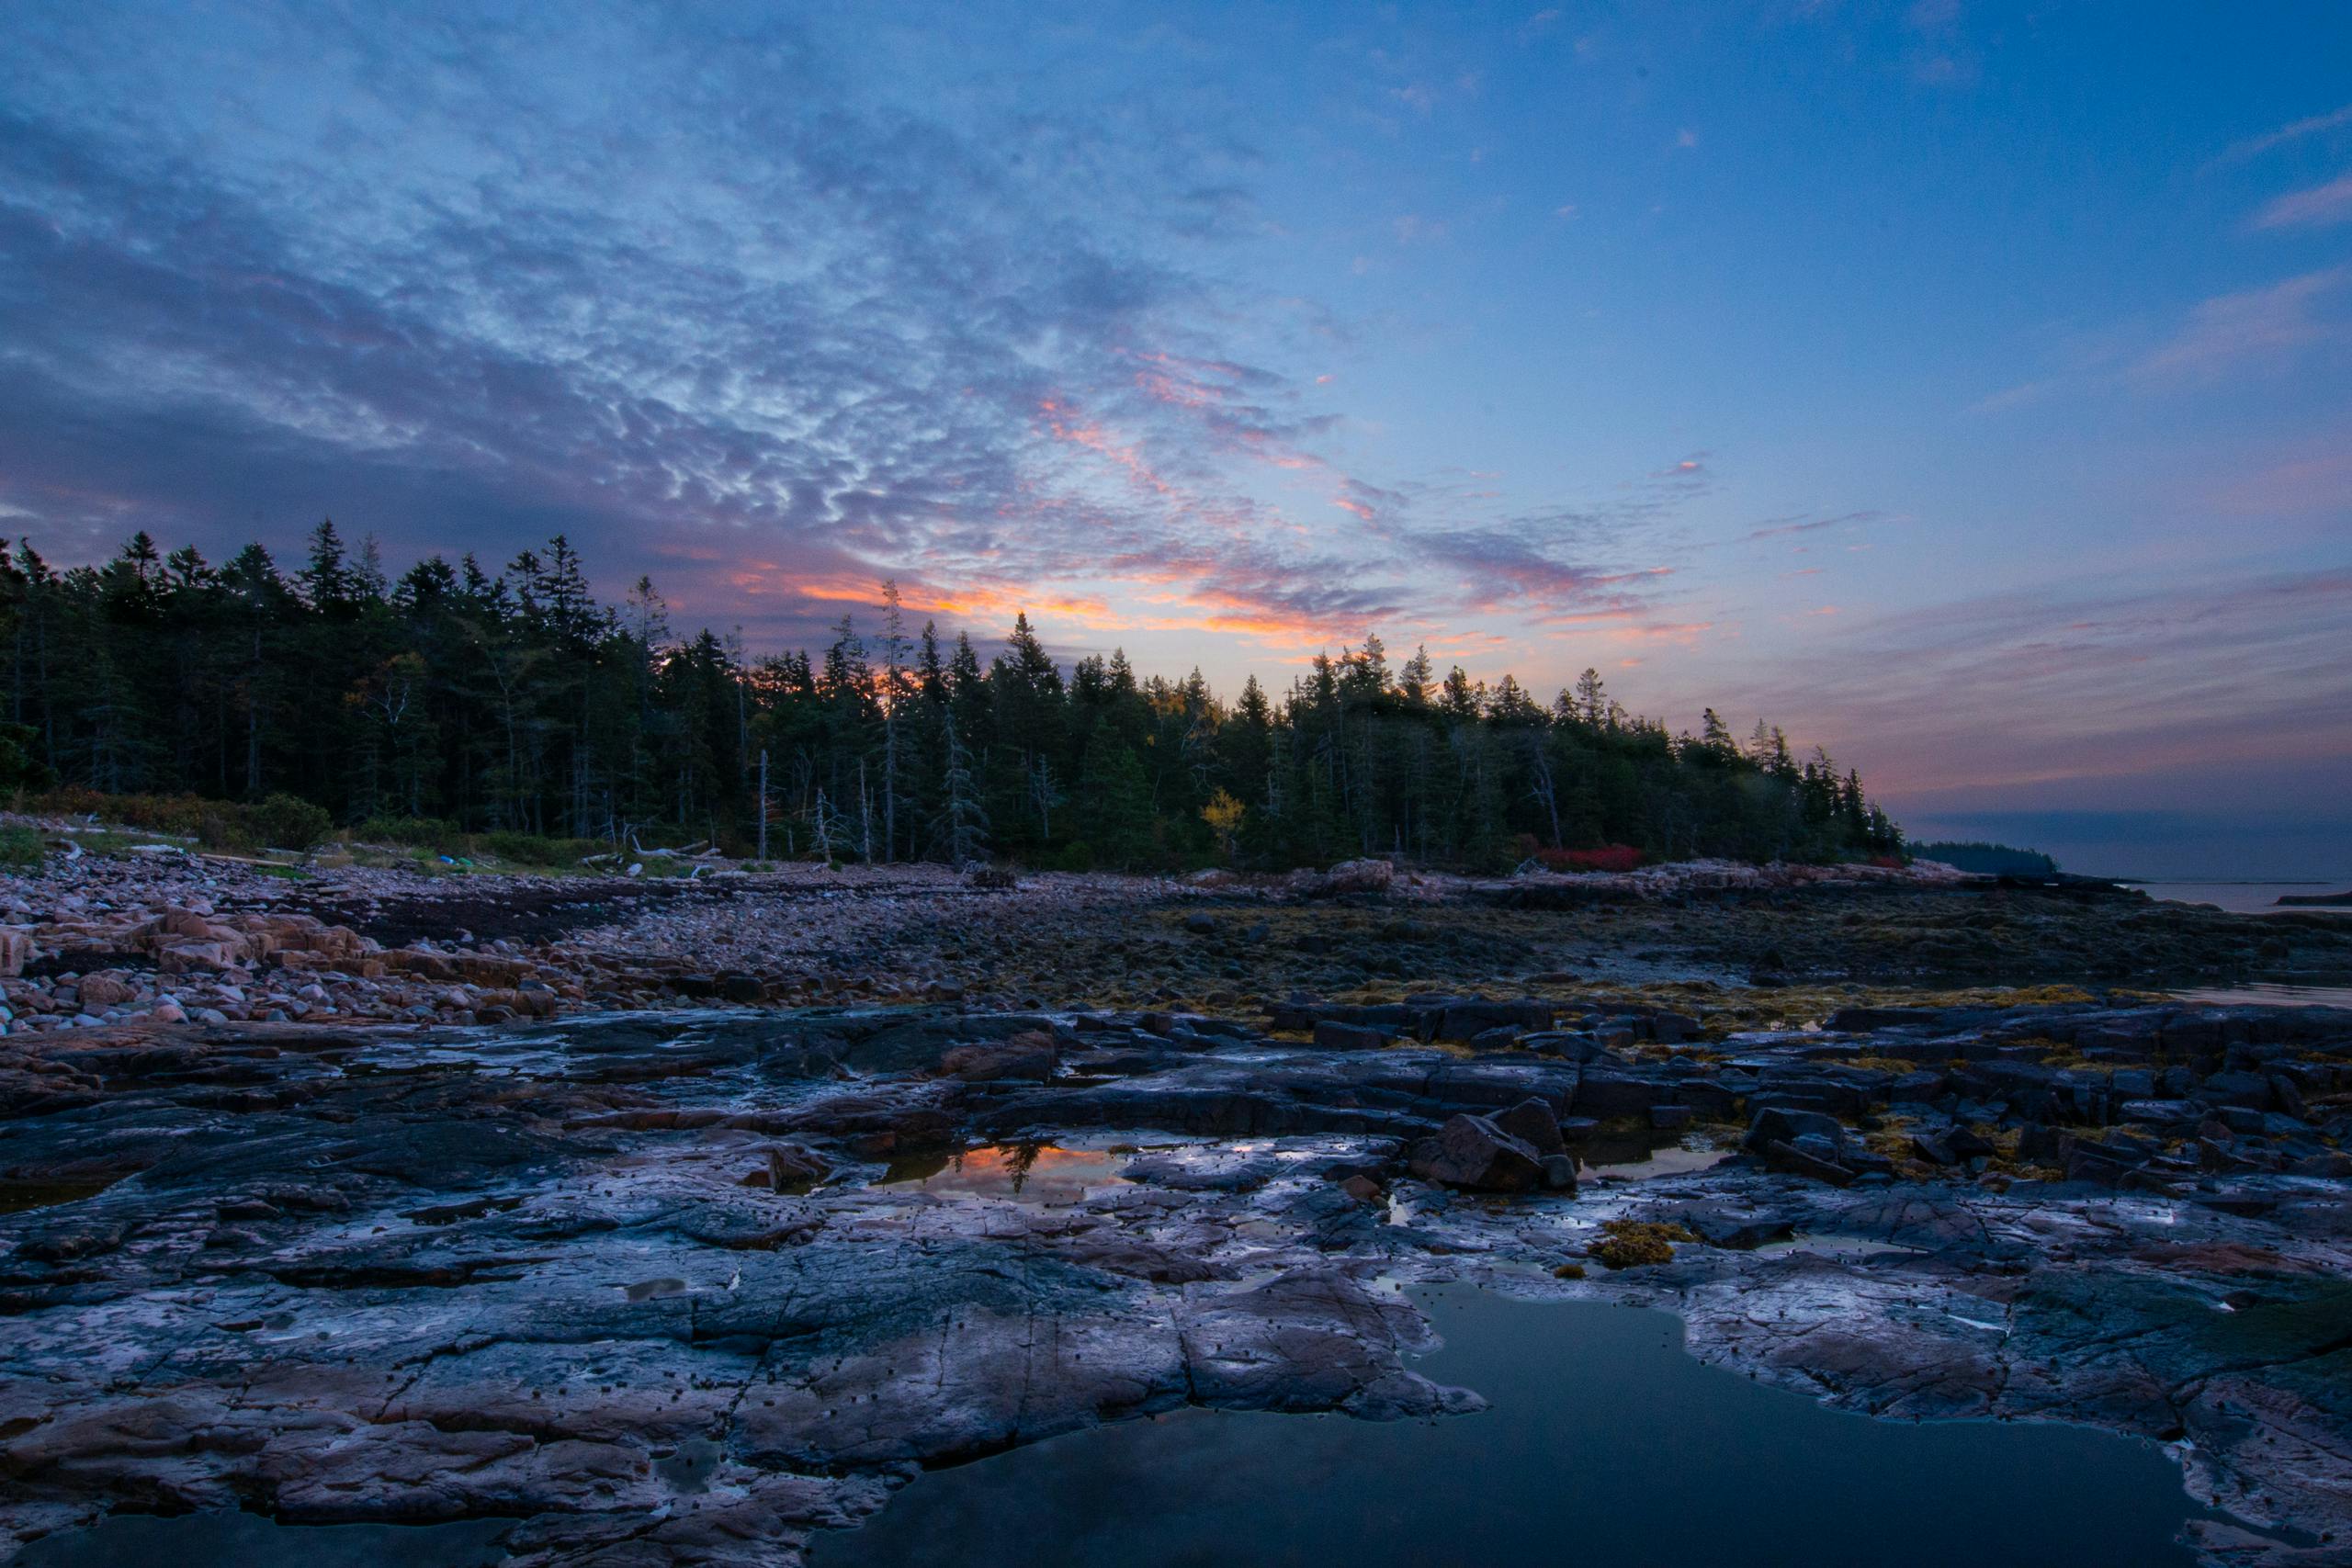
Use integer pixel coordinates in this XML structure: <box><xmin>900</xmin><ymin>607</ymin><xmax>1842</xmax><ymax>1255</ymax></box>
<box><xmin>1</xmin><ymin>1</ymin><xmax>2346</xmax><ymax>873</ymax></box>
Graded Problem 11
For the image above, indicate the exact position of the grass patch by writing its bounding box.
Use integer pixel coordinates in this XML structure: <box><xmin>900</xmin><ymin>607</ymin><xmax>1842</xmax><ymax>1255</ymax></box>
<box><xmin>0</xmin><ymin>825</ymin><xmax>45</xmax><ymax>868</ymax></box>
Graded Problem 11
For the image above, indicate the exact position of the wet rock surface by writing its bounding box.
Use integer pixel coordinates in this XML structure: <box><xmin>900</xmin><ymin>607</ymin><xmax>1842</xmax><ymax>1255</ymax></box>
<box><xmin>1</xmin><ymin>871</ymin><xmax>2349</xmax><ymax>1565</ymax></box>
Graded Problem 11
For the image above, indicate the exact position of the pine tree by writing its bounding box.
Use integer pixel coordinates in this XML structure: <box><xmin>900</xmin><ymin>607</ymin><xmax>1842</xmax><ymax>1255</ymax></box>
<box><xmin>934</xmin><ymin>707</ymin><xmax>989</xmax><ymax>864</ymax></box>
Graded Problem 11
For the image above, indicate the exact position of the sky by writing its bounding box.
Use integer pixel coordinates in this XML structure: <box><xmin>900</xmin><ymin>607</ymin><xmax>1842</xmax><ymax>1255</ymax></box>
<box><xmin>2</xmin><ymin>1</ymin><xmax>2348</xmax><ymax>877</ymax></box>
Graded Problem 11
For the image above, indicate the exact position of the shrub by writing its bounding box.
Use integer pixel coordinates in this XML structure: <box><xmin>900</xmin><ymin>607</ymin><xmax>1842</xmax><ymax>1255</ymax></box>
<box><xmin>197</xmin><ymin>809</ymin><xmax>254</xmax><ymax>852</ymax></box>
<box><xmin>0</xmin><ymin>724</ymin><xmax>51</xmax><ymax>793</ymax></box>
<box><xmin>1533</xmin><ymin>843</ymin><xmax>1645</xmax><ymax>874</ymax></box>
<box><xmin>1046</xmin><ymin>840</ymin><xmax>1097</xmax><ymax>873</ymax></box>
<box><xmin>478</xmin><ymin>830</ymin><xmax>603</xmax><ymax>867</ymax></box>
<box><xmin>0</xmin><ymin>825</ymin><xmax>47</xmax><ymax>869</ymax></box>
<box><xmin>26</xmin><ymin>789</ymin><xmax>215</xmax><ymax>837</ymax></box>
<box><xmin>355</xmin><ymin>816</ymin><xmax>463</xmax><ymax>849</ymax></box>
<box><xmin>248</xmin><ymin>794</ymin><xmax>333</xmax><ymax>851</ymax></box>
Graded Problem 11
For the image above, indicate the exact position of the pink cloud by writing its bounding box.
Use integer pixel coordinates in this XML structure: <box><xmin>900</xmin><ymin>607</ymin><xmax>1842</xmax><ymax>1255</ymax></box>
<box><xmin>2249</xmin><ymin>172</ymin><xmax>2352</xmax><ymax>231</ymax></box>
<box><xmin>2130</xmin><ymin>269</ymin><xmax>2345</xmax><ymax>381</ymax></box>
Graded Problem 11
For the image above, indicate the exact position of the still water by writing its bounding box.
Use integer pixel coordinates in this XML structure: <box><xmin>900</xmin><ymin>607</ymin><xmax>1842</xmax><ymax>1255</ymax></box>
<box><xmin>876</xmin><ymin>1140</ymin><xmax>1133</xmax><ymax>1201</ymax></box>
<box><xmin>2178</xmin><ymin>982</ymin><xmax>2352</xmax><ymax>1010</ymax></box>
<box><xmin>2137</xmin><ymin>881</ymin><xmax>2350</xmax><ymax>914</ymax></box>
<box><xmin>11</xmin><ymin>1514</ymin><xmax>510</xmax><ymax>1566</ymax></box>
<box><xmin>814</xmin><ymin>1285</ymin><xmax>2217</xmax><ymax>1568</ymax></box>
<box><xmin>17</xmin><ymin>1288</ymin><xmax>2226</xmax><ymax>1568</ymax></box>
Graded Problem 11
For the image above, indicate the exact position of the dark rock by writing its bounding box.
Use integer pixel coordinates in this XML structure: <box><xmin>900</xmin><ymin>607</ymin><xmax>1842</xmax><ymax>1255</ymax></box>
<box><xmin>1575</xmin><ymin>1071</ymin><xmax>1663</xmax><ymax>1120</ymax></box>
<box><xmin>1491</xmin><ymin>1098</ymin><xmax>1567</xmax><ymax>1156</ymax></box>
<box><xmin>1743</xmin><ymin>1105</ymin><xmax>1845</xmax><ymax>1155</ymax></box>
<box><xmin>1672</xmin><ymin>1203</ymin><xmax>1795</xmax><ymax>1250</ymax></box>
<box><xmin>939</xmin><ymin>1031</ymin><xmax>1059</xmax><ymax>1082</ymax></box>
<box><xmin>1407</xmin><ymin>1113</ymin><xmax>1544</xmax><ymax>1191</ymax></box>
<box><xmin>1314</xmin><ymin>1021</ymin><xmax>1391</xmax><ymax>1052</ymax></box>
<box><xmin>1671</xmin><ymin>1079</ymin><xmax>1739</xmax><ymax>1120</ymax></box>
<box><xmin>2202</xmin><ymin>1071</ymin><xmax>2273</xmax><ymax>1111</ymax></box>
<box><xmin>1758</xmin><ymin>1137</ymin><xmax>1853</xmax><ymax>1186</ymax></box>
<box><xmin>1911</xmin><ymin>1131</ymin><xmax>1958</xmax><ymax>1166</ymax></box>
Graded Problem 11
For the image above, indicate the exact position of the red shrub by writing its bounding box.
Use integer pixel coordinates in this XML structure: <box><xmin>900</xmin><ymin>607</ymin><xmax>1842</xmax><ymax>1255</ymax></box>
<box><xmin>1534</xmin><ymin>843</ymin><xmax>1644</xmax><ymax>874</ymax></box>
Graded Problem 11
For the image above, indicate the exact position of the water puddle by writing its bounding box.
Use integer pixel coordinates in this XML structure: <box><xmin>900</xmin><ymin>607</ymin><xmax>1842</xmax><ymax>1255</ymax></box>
<box><xmin>0</xmin><ymin>1178</ymin><xmax>120</xmax><ymax>1214</ymax></box>
<box><xmin>1752</xmin><ymin>1233</ymin><xmax>1928</xmax><ymax>1259</ymax></box>
<box><xmin>2177</xmin><ymin>983</ymin><xmax>2352</xmax><ymax>1010</ymax></box>
<box><xmin>1585</xmin><ymin>1144</ymin><xmax>1733</xmax><ymax>1182</ymax></box>
<box><xmin>11</xmin><ymin>1511</ymin><xmax>511</xmax><ymax>1567</ymax></box>
<box><xmin>812</xmin><ymin>1284</ymin><xmax>2224</xmax><ymax>1567</ymax></box>
<box><xmin>877</xmin><ymin>1140</ymin><xmax>1136</xmax><ymax>1203</ymax></box>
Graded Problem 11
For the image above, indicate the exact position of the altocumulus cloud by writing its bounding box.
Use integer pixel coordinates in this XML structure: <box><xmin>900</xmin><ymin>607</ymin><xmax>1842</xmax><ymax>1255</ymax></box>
<box><xmin>0</xmin><ymin>0</ymin><xmax>1678</xmax><ymax>653</ymax></box>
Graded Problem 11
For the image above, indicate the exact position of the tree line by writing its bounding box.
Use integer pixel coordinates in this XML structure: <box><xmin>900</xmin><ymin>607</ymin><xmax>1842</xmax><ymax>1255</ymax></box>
<box><xmin>0</xmin><ymin>525</ymin><xmax>1904</xmax><ymax>871</ymax></box>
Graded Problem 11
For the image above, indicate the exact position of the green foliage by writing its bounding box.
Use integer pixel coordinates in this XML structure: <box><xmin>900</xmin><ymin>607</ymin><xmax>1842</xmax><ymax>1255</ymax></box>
<box><xmin>354</xmin><ymin>815</ymin><xmax>464</xmax><ymax>849</ymax></box>
<box><xmin>0</xmin><ymin>530</ymin><xmax>1904</xmax><ymax>872</ymax></box>
<box><xmin>249</xmin><ymin>793</ymin><xmax>333</xmax><ymax>850</ymax></box>
<box><xmin>1910</xmin><ymin>840</ymin><xmax>2059</xmax><ymax>875</ymax></box>
<box><xmin>0</xmin><ymin>724</ymin><xmax>51</xmax><ymax>793</ymax></box>
<box><xmin>477</xmin><ymin>830</ymin><xmax>601</xmax><ymax>867</ymax></box>
<box><xmin>23</xmin><ymin>788</ymin><xmax>216</xmax><ymax>837</ymax></box>
<box><xmin>196</xmin><ymin>807</ymin><xmax>254</xmax><ymax>852</ymax></box>
<box><xmin>0</xmin><ymin>825</ymin><xmax>46</xmax><ymax>868</ymax></box>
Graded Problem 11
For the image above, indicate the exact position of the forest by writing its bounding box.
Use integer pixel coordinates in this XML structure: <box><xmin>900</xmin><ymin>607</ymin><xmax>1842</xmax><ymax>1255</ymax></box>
<box><xmin>0</xmin><ymin>525</ymin><xmax>1905</xmax><ymax>873</ymax></box>
<box><xmin>1906</xmin><ymin>841</ymin><xmax>2061</xmax><ymax>876</ymax></box>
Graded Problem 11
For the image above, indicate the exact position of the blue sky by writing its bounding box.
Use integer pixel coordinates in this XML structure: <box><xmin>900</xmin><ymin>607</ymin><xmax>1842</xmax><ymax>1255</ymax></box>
<box><xmin>3</xmin><ymin>1</ymin><xmax>2347</xmax><ymax>874</ymax></box>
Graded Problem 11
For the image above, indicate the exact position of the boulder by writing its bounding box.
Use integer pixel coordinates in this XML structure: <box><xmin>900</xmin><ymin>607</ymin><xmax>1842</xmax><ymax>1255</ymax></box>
<box><xmin>1758</xmin><ymin>1138</ymin><xmax>1854</xmax><ymax>1186</ymax></box>
<box><xmin>1408</xmin><ymin>1112</ymin><xmax>1544</xmax><ymax>1192</ymax></box>
<box><xmin>158</xmin><ymin>940</ymin><xmax>243</xmax><ymax>975</ymax></box>
<box><xmin>1575</xmin><ymin>1071</ymin><xmax>1663</xmax><ymax>1120</ymax></box>
<box><xmin>1313</xmin><ymin>1021</ymin><xmax>1391</xmax><ymax>1052</ymax></box>
<box><xmin>77</xmin><ymin>972</ymin><xmax>141</xmax><ymax>1010</ymax></box>
<box><xmin>456</xmin><ymin>953</ymin><xmax>530</xmax><ymax>987</ymax></box>
<box><xmin>759</xmin><ymin>1143</ymin><xmax>831</xmax><ymax>1190</ymax></box>
<box><xmin>1911</xmin><ymin>1131</ymin><xmax>1959</xmax><ymax>1167</ymax></box>
<box><xmin>1743</xmin><ymin>1104</ymin><xmax>1846</xmax><ymax>1155</ymax></box>
<box><xmin>1428</xmin><ymin>997</ymin><xmax>1555</xmax><ymax>1042</ymax></box>
<box><xmin>940</xmin><ymin>1031</ymin><xmax>1059</xmax><ymax>1082</ymax></box>
<box><xmin>1321</xmin><ymin>858</ymin><xmax>1394</xmax><ymax>895</ymax></box>
<box><xmin>1650</xmin><ymin>1011</ymin><xmax>1702</xmax><ymax>1044</ymax></box>
<box><xmin>1490</xmin><ymin>1097</ymin><xmax>1567</xmax><ymax>1156</ymax></box>
<box><xmin>1672</xmin><ymin>1203</ymin><xmax>1795</xmax><ymax>1250</ymax></box>
<box><xmin>388</xmin><ymin>948</ymin><xmax>459</xmax><ymax>981</ymax></box>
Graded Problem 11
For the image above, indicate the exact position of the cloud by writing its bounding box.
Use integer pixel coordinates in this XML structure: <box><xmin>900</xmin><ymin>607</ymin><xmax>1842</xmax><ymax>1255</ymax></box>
<box><xmin>1736</xmin><ymin>510</ymin><xmax>1886</xmax><ymax>543</ymax></box>
<box><xmin>2212</xmin><ymin>437</ymin><xmax>2352</xmax><ymax>516</ymax></box>
<box><xmin>1702</xmin><ymin>566</ymin><xmax>2352</xmax><ymax>804</ymax></box>
<box><xmin>9</xmin><ymin>4</ymin><xmax>1666</xmax><ymax>660</ymax></box>
<box><xmin>2130</xmin><ymin>268</ymin><xmax>2346</xmax><ymax>381</ymax></box>
<box><xmin>2248</xmin><ymin>171</ymin><xmax>2352</xmax><ymax>231</ymax></box>
<box><xmin>2210</xmin><ymin>102</ymin><xmax>2352</xmax><ymax>168</ymax></box>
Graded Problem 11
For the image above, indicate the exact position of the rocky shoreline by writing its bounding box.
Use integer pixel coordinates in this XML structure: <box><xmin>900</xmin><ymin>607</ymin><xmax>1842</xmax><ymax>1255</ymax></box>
<box><xmin>1</xmin><ymin>860</ymin><xmax>2348</xmax><ymax>1565</ymax></box>
<box><xmin>3</xmin><ymin>851</ymin><xmax>2344</xmax><ymax>1038</ymax></box>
